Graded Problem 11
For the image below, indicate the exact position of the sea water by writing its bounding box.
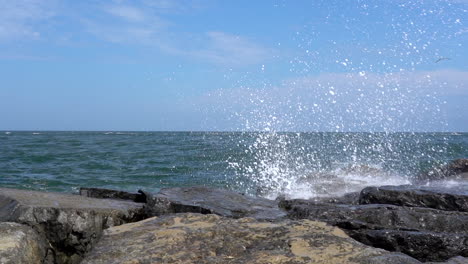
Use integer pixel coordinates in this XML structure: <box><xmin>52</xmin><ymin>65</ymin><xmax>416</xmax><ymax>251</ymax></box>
<box><xmin>0</xmin><ymin>131</ymin><xmax>466</xmax><ymax>199</ymax></box>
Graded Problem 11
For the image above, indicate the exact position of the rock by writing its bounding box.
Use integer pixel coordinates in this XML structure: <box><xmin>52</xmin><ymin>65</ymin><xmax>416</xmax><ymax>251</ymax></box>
<box><xmin>419</xmin><ymin>159</ymin><xmax>468</xmax><ymax>182</ymax></box>
<box><xmin>79</xmin><ymin>187</ymin><xmax>146</xmax><ymax>203</ymax></box>
<box><xmin>346</xmin><ymin>229</ymin><xmax>468</xmax><ymax>262</ymax></box>
<box><xmin>280</xmin><ymin>200</ymin><xmax>468</xmax><ymax>233</ymax></box>
<box><xmin>0</xmin><ymin>187</ymin><xmax>146</xmax><ymax>264</ymax></box>
<box><xmin>0</xmin><ymin>222</ymin><xmax>48</xmax><ymax>264</ymax></box>
<box><xmin>359</xmin><ymin>184</ymin><xmax>468</xmax><ymax>212</ymax></box>
<box><xmin>430</xmin><ymin>256</ymin><xmax>468</xmax><ymax>264</ymax></box>
<box><xmin>143</xmin><ymin>186</ymin><xmax>287</xmax><ymax>220</ymax></box>
<box><xmin>82</xmin><ymin>213</ymin><xmax>421</xmax><ymax>264</ymax></box>
<box><xmin>279</xmin><ymin>199</ymin><xmax>468</xmax><ymax>261</ymax></box>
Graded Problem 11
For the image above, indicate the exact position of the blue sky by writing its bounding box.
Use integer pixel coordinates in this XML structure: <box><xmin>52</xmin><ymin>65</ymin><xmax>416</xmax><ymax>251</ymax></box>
<box><xmin>1</xmin><ymin>0</ymin><xmax>467</xmax><ymax>131</ymax></box>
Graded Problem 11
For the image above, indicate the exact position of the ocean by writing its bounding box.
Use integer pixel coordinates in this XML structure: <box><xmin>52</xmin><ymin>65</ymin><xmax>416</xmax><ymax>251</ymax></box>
<box><xmin>1</xmin><ymin>131</ymin><xmax>467</xmax><ymax>199</ymax></box>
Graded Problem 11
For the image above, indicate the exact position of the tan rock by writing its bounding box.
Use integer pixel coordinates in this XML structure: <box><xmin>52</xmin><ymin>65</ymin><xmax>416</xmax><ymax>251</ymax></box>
<box><xmin>82</xmin><ymin>213</ymin><xmax>421</xmax><ymax>264</ymax></box>
<box><xmin>0</xmin><ymin>222</ymin><xmax>47</xmax><ymax>264</ymax></box>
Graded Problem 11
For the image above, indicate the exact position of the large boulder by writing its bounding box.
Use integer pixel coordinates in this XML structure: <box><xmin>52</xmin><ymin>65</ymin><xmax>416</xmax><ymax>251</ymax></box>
<box><xmin>143</xmin><ymin>186</ymin><xmax>287</xmax><ymax>220</ymax></box>
<box><xmin>359</xmin><ymin>184</ymin><xmax>468</xmax><ymax>212</ymax></box>
<box><xmin>0</xmin><ymin>222</ymin><xmax>48</xmax><ymax>264</ymax></box>
<box><xmin>82</xmin><ymin>213</ymin><xmax>421</xmax><ymax>264</ymax></box>
<box><xmin>0</xmin><ymin>188</ymin><xmax>146</xmax><ymax>264</ymax></box>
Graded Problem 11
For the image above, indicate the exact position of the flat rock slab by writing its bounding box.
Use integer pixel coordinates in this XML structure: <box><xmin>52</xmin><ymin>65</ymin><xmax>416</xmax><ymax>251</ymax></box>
<box><xmin>0</xmin><ymin>222</ymin><xmax>47</xmax><ymax>264</ymax></box>
<box><xmin>359</xmin><ymin>184</ymin><xmax>468</xmax><ymax>212</ymax></box>
<box><xmin>0</xmin><ymin>188</ymin><xmax>146</xmax><ymax>264</ymax></box>
<box><xmin>82</xmin><ymin>213</ymin><xmax>421</xmax><ymax>264</ymax></box>
<box><xmin>144</xmin><ymin>186</ymin><xmax>287</xmax><ymax>220</ymax></box>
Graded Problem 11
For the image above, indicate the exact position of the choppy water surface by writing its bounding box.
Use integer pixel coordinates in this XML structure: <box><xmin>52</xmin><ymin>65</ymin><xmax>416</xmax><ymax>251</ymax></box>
<box><xmin>0</xmin><ymin>131</ymin><xmax>467</xmax><ymax>199</ymax></box>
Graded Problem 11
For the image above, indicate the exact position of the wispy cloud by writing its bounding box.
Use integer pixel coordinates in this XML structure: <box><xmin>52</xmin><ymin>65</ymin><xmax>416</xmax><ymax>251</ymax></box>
<box><xmin>105</xmin><ymin>5</ymin><xmax>147</xmax><ymax>22</ymax></box>
<box><xmin>188</xmin><ymin>32</ymin><xmax>272</xmax><ymax>65</ymax></box>
<box><xmin>82</xmin><ymin>1</ymin><xmax>272</xmax><ymax>66</ymax></box>
<box><xmin>0</xmin><ymin>0</ymin><xmax>57</xmax><ymax>41</ymax></box>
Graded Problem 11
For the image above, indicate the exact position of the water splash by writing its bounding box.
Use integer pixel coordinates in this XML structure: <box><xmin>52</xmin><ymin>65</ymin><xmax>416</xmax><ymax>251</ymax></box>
<box><xmin>214</xmin><ymin>0</ymin><xmax>466</xmax><ymax>199</ymax></box>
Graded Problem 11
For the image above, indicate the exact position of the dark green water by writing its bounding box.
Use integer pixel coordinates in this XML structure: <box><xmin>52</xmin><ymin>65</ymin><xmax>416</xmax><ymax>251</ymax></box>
<box><xmin>0</xmin><ymin>131</ymin><xmax>467</xmax><ymax>199</ymax></box>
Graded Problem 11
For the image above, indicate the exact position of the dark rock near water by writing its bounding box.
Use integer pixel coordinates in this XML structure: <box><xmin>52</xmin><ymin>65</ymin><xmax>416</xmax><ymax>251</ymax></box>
<box><xmin>0</xmin><ymin>222</ymin><xmax>48</xmax><ymax>264</ymax></box>
<box><xmin>82</xmin><ymin>213</ymin><xmax>421</xmax><ymax>264</ymax></box>
<box><xmin>419</xmin><ymin>158</ymin><xmax>468</xmax><ymax>182</ymax></box>
<box><xmin>0</xmin><ymin>187</ymin><xmax>146</xmax><ymax>264</ymax></box>
<box><xmin>359</xmin><ymin>184</ymin><xmax>468</xmax><ymax>212</ymax></box>
<box><xmin>79</xmin><ymin>187</ymin><xmax>146</xmax><ymax>203</ymax></box>
<box><xmin>143</xmin><ymin>186</ymin><xmax>287</xmax><ymax>220</ymax></box>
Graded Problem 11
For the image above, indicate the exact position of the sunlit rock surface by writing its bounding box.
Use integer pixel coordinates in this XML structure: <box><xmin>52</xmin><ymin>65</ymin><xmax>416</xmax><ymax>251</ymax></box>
<box><xmin>81</xmin><ymin>213</ymin><xmax>420</xmax><ymax>264</ymax></box>
<box><xmin>0</xmin><ymin>222</ymin><xmax>48</xmax><ymax>264</ymax></box>
<box><xmin>0</xmin><ymin>188</ymin><xmax>146</xmax><ymax>264</ymax></box>
<box><xmin>142</xmin><ymin>186</ymin><xmax>287</xmax><ymax>220</ymax></box>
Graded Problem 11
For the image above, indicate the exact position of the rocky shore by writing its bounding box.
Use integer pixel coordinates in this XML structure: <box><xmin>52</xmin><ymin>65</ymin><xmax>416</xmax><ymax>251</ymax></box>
<box><xmin>1</xmin><ymin>159</ymin><xmax>467</xmax><ymax>264</ymax></box>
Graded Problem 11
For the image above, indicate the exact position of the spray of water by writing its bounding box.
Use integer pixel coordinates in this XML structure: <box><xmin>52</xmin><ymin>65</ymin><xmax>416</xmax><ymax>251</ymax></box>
<box><xmin>207</xmin><ymin>0</ymin><xmax>466</xmax><ymax>199</ymax></box>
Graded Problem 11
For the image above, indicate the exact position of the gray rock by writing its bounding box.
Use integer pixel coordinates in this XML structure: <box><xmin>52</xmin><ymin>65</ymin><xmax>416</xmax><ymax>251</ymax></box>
<box><xmin>79</xmin><ymin>187</ymin><xmax>145</xmax><ymax>203</ymax></box>
<box><xmin>143</xmin><ymin>186</ymin><xmax>287</xmax><ymax>220</ymax></box>
<box><xmin>0</xmin><ymin>187</ymin><xmax>146</xmax><ymax>264</ymax></box>
<box><xmin>280</xmin><ymin>200</ymin><xmax>468</xmax><ymax>233</ymax></box>
<box><xmin>279</xmin><ymin>199</ymin><xmax>468</xmax><ymax>261</ymax></box>
<box><xmin>0</xmin><ymin>222</ymin><xmax>48</xmax><ymax>264</ymax></box>
<box><xmin>359</xmin><ymin>184</ymin><xmax>468</xmax><ymax>212</ymax></box>
<box><xmin>82</xmin><ymin>213</ymin><xmax>422</xmax><ymax>264</ymax></box>
<box><xmin>346</xmin><ymin>229</ymin><xmax>468</xmax><ymax>262</ymax></box>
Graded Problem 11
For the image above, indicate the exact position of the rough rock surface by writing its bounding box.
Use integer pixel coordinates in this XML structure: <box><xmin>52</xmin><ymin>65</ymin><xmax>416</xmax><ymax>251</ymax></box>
<box><xmin>143</xmin><ymin>186</ymin><xmax>286</xmax><ymax>220</ymax></box>
<box><xmin>280</xmin><ymin>192</ymin><xmax>468</xmax><ymax>262</ymax></box>
<box><xmin>359</xmin><ymin>184</ymin><xmax>468</xmax><ymax>212</ymax></box>
<box><xmin>82</xmin><ymin>213</ymin><xmax>421</xmax><ymax>264</ymax></box>
<box><xmin>0</xmin><ymin>222</ymin><xmax>48</xmax><ymax>264</ymax></box>
<box><xmin>0</xmin><ymin>188</ymin><xmax>146</xmax><ymax>264</ymax></box>
<box><xmin>280</xmin><ymin>200</ymin><xmax>468</xmax><ymax>233</ymax></box>
<box><xmin>79</xmin><ymin>187</ymin><xmax>145</xmax><ymax>203</ymax></box>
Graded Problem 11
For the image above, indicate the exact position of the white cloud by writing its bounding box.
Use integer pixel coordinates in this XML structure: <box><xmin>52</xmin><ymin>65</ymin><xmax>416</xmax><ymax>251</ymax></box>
<box><xmin>105</xmin><ymin>5</ymin><xmax>147</xmax><ymax>22</ymax></box>
<box><xmin>188</xmin><ymin>32</ymin><xmax>272</xmax><ymax>65</ymax></box>
<box><xmin>0</xmin><ymin>0</ymin><xmax>57</xmax><ymax>40</ymax></box>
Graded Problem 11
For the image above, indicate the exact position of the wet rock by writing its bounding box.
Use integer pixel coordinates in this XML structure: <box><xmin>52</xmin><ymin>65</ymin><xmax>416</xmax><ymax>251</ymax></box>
<box><xmin>79</xmin><ymin>187</ymin><xmax>146</xmax><ymax>203</ymax></box>
<box><xmin>0</xmin><ymin>222</ymin><xmax>48</xmax><ymax>264</ymax></box>
<box><xmin>82</xmin><ymin>213</ymin><xmax>421</xmax><ymax>264</ymax></box>
<box><xmin>420</xmin><ymin>158</ymin><xmax>468</xmax><ymax>182</ymax></box>
<box><xmin>0</xmin><ymin>187</ymin><xmax>146</xmax><ymax>264</ymax></box>
<box><xmin>359</xmin><ymin>184</ymin><xmax>468</xmax><ymax>212</ymax></box>
<box><xmin>279</xmin><ymin>199</ymin><xmax>468</xmax><ymax>261</ymax></box>
<box><xmin>143</xmin><ymin>186</ymin><xmax>287</xmax><ymax>220</ymax></box>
